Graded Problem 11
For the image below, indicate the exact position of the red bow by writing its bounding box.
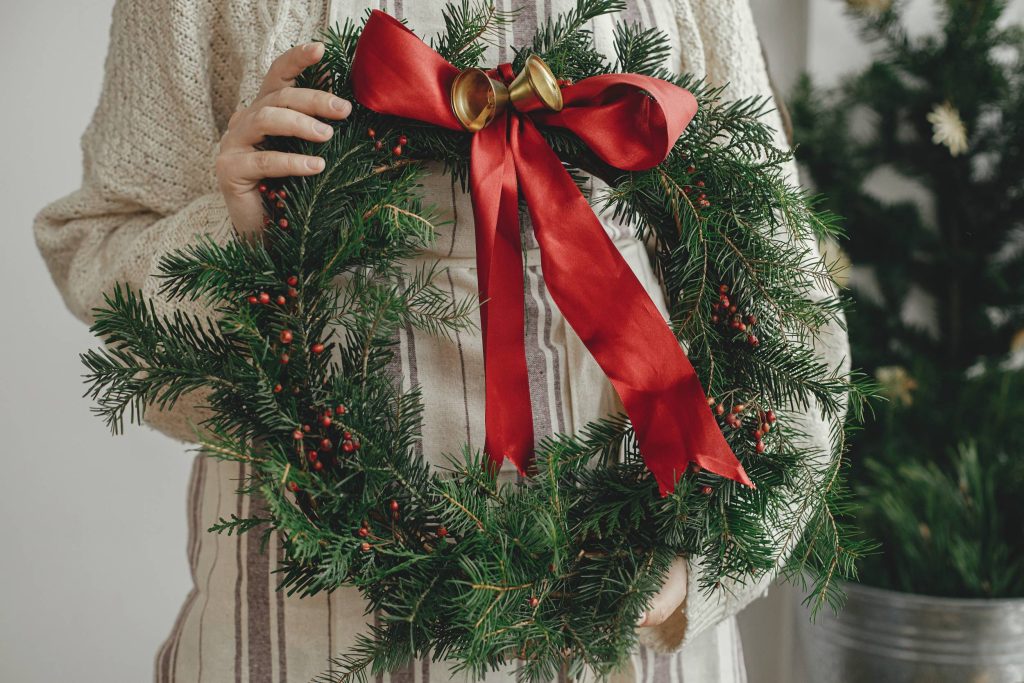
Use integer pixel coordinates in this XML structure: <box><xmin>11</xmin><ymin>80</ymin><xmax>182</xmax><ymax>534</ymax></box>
<box><xmin>351</xmin><ymin>10</ymin><xmax>751</xmax><ymax>495</ymax></box>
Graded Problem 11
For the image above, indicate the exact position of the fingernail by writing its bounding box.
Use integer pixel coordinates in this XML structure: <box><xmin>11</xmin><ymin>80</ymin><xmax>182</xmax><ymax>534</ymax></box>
<box><xmin>314</xmin><ymin>122</ymin><xmax>332</xmax><ymax>136</ymax></box>
<box><xmin>330</xmin><ymin>98</ymin><xmax>349</xmax><ymax>113</ymax></box>
<box><xmin>304</xmin><ymin>42</ymin><xmax>322</xmax><ymax>53</ymax></box>
<box><xmin>307</xmin><ymin>157</ymin><xmax>325</xmax><ymax>171</ymax></box>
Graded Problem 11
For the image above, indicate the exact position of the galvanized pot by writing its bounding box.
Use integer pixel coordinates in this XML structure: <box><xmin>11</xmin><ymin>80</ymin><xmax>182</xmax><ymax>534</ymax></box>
<box><xmin>798</xmin><ymin>581</ymin><xmax>1024</xmax><ymax>682</ymax></box>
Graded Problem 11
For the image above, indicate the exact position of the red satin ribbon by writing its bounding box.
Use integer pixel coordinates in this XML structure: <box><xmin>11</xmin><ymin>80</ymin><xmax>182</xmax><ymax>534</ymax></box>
<box><xmin>352</xmin><ymin>10</ymin><xmax>751</xmax><ymax>495</ymax></box>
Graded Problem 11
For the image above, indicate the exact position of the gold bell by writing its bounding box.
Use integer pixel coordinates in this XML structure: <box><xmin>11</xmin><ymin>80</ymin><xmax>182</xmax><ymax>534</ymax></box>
<box><xmin>450</xmin><ymin>55</ymin><xmax>564</xmax><ymax>132</ymax></box>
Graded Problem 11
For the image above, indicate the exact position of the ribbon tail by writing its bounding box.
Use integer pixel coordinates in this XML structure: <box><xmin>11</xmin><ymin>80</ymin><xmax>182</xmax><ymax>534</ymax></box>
<box><xmin>470</xmin><ymin>115</ymin><xmax>535</xmax><ymax>474</ymax></box>
<box><xmin>510</xmin><ymin>117</ymin><xmax>751</xmax><ymax>495</ymax></box>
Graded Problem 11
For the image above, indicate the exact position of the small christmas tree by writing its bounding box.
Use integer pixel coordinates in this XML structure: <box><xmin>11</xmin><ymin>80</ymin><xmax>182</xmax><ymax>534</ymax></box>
<box><xmin>791</xmin><ymin>0</ymin><xmax>1024</xmax><ymax>598</ymax></box>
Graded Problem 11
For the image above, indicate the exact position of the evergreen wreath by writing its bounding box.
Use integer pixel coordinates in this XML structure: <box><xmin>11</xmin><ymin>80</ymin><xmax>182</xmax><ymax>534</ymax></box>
<box><xmin>81</xmin><ymin>1</ymin><xmax>873</xmax><ymax>680</ymax></box>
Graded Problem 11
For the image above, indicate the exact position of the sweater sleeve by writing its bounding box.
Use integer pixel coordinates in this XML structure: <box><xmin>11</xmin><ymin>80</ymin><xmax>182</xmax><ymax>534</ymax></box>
<box><xmin>637</xmin><ymin>0</ymin><xmax>853</xmax><ymax>653</ymax></box>
<box><xmin>33</xmin><ymin>0</ymin><xmax>244</xmax><ymax>442</ymax></box>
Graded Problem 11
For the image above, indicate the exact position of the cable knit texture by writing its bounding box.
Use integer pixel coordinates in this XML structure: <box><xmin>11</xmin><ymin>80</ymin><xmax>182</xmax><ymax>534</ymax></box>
<box><xmin>34</xmin><ymin>0</ymin><xmax>848</xmax><ymax>678</ymax></box>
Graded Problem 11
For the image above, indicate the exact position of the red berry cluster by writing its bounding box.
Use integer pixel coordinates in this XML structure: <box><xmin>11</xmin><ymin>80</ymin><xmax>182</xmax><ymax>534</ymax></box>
<box><xmin>286</xmin><ymin>403</ymin><xmax>354</xmax><ymax>490</ymax></box>
<box><xmin>367</xmin><ymin>127</ymin><xmax>409</xmax><ymax>157</ymax></box>
<box><xmin>681</xmin><ymin>162</ymin><xmax>712</xmax><ymax>210</ymax></box>
<box><xmin>710</xmin><ymin>284</ymin><xmax>760</xmax><ymax>348</ymax></box>
<box><xmin>257</xmin><ymin>184</ymin><xmax>290</xmax><ymax>230</ymax></box>
<box><xmin>706</xmin><ymin>396</ymin><xmax>778</xmax><ymax>457</ymax></box>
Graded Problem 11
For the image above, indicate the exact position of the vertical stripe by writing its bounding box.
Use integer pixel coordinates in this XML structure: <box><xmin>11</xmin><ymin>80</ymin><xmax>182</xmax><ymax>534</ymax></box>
<box><xmin>373</xmin><ymin>611</ymin><xmax>384</xmax><ymax>683</ymax></box>
<box><xmin>446</xmin><ymin>181</ymin><xmax>459</xmax><ymax>258</ymax></box>
<box><xmin>247</xmin><ymin>491</ymin><xmax>273</xmax><ymax>681</ymax></box>
<box><xmin>234</xmin><ymin>462</ymin><xmax>246</xmax><ymax>682</ymax></box>
<box><xmin>524</xmin><ymin>266</ymin><xmax>553</xmax><ymax>442</ymax></box>
<box><xmin>276</xmin><ymin>535</ymin><xmax>288</xmax><ymax>683</ymax></box>
<box><xmin>444</xmin><ymin>270</ymin><xmax>473</xmax><ymax>449</ymax></box>
<box><xmin>392</xmin><ymin>0</ymin><xmax>402</xmax><ymax>20</ymax></box>
<box><xmin>510</xmin><ymin>0</ymin><xmax>538</xmax><ymax>49</ymax></box>
<box><xmin>421</xmin><ymin>654</ymin><xmax>430</xmax><ymax>683</ymax></box>
<box><xmin>195</xmin><ymin>462</ymin><xmax>225</xmax><ymax>682</ymax></box>
<box><xmin>391</xmin><ymin>660</ymin><xmax>416</xmax><ymax>683</ymax></box>
<box><xmin>327</xmin><ymin>593</ymin><xmax>335</xmax><ymax>676</ymax></box>
<box><xmin>651</xmin><ymin>652</ymin><xmax>672</xmax><ymax>682</ymax></box>
<box><xmin>535</xmin><ymin>266</ymin><xmax>566</xmax><ymax>435</ymax></box>
<box><xmin>174</xmin><ymin>454</ymin><xmax>209</xmax><ymax>683</ymax></box>
<box><xmin>156</xmin><ymin>456</ymin><xmax>204</xmax><ymax>681</ymax></box>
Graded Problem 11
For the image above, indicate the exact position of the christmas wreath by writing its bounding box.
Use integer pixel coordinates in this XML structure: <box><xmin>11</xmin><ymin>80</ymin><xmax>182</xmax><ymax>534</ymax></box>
<box><xmin>82</xmin><ymin>2</ymin><xmax>871</xmax><ymax>680</ymax></box>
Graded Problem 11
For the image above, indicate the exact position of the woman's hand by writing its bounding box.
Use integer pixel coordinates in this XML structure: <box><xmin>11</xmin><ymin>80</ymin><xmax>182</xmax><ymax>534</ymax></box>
<box><xmin>637</xmin><ymin>556</ymin><xmax>688</xmax><ymax>628</ymax></box>
<box><xmin>216</xmin><ymin>42</ymin><xmax>353</xmax><ymax>238</ymax></box>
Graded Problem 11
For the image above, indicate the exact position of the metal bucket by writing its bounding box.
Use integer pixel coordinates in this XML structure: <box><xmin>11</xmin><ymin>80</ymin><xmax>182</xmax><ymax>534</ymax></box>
<box><xmin>798</xmin><ymin>581</ymin><xmax>1024</xmax><ymax>682</ymax></box>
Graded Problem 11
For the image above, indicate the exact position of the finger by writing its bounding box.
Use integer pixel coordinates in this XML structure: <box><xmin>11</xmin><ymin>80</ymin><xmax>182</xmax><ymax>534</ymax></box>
<box><xmin>258</xmin><ymin>42</ymin><xmax>325</xmax><ymax>99</ymax></box>
<box><xmin>226</xmin><ymin>105</ymin><xmax>336</xmax><ymax>148</ymax></box>
<box><xmin>218</xmin><ymin>150</ymin><xmax>325</xmax><ymax>191</ymax></box>
<box><xmin>637</xmin><ymin>557</ymin><xmax>688</xmax><ymax>628</ymax></box>
<box><xmin>266</xmin><ymin>87</ymin><xmax>352</xmax><ymax>120</ymax></box>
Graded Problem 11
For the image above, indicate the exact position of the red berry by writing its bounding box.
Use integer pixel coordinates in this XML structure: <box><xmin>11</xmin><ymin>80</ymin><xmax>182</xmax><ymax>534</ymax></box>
<box><xmin>276</xmin><ymin>295</ymin><xmax>287</xmax><ymax>306</ymax></box>
<box><xmin>374</xmin><ymin>140</ymin><xmax>383</xmax><ymax>151</ymax></box>
<box><xmin>687</xmin><ymin>165</ymin><xmax>696</xmax><ymax>174</ymax></box>
<box><xmin>268</xmin><ymin>190</ymin><xmax>278</xmax><ymax>200</ymax></box>
<box><xmin>766</xmin><ymin>410</ymin><xmax>777</xmax><ymax>423</ymax></box>
<box><xmin>358</xmin><ymin>526</ymin><xmax>369</xmax><ymax>537</ymax></box>
<box><xmin>360</xmin><ymin>542</ymin><xmax>371</xmax><ymax>552</ymax></box>
<box><xmin>248</xmin><ymin>295</ymin><xmax>259</xmax><ymax>305</ymax></box>
<box><xmin>342</xmin><ymin>431</ymin><xmax>352</xmax><ymax>440</ymax></box>
<box><xmin>352</xmin><ymin>440</ymin><xmax>361</xmax><ymax>451</ymax></box>
<box><xmin>732</xmin><ymin>404</ymin><xmax>745</xmax><ymax>414</ymax></box>
<box><xmin>697</xmin><ymin>180</ymin><xmax>705</xmax><ymax>188</ymax></box>
<box><xmin>275</xmin><ymin>200</ymin><xmax>285</xmax><ymax>210</ymax></box>
<box><xmin>711</xmin><ymin>314</ymin><xmax>720</xmax><ymax>323</ymax></box>
<box><xmin>313</xmin><ymin>460</ymin><xmax>324</xmax><ymax>471</ymax></box>
<box><xmin>319</xmin><ymin>438</ymin><xmax>332</xmax><ymax>451</ymax></box>
<box><xmin>308</xmin><ymin>450</ymin><xmax>318</xmax><ymax>462</ymax></box>
<box><xmin>392</xmin><ymin>144</ymin><xmax>402</xmax><ymax>156</ymax></box>
<box><xmin>737</xmin><ymin>322</ymin><xmax>747</xmax><ymax>332</ymax></box>
<box><xmin>335</xmin><ymin>405</ymin><xmax>347</xmax><ymax>415</ymax></box>
<box><xmin>278</xmin><ymin>218</ymin><xmax>289</xmax><ymax>229</ymax></box>
<box><xmin>311</xmin><ymin>343</ymin><xmax>325</xmax><ymax>355</ymax></box>
<box><xmin>701</xmin><ymin>485</ymin><xmax>713</xmax><ymax>495</ymax></box>
<box><xmin>389</xmin><ymin>500</ymin><xmax>399</xmax><ymax>512</ymax></box>
<box><xmin>720</xmin><ymin>295</ymin><xmax>730</xmax><ymax>307</ymax></box>
<box><xmin>746</xmin><ymin>314</ymin><xmax>758</xmax><ymax>325</ymax></box>
<box><xmin>398</xmin><ymin>134</ymin><xmax>408</xmax><ymax>145</ymax></box>
<box><xmin>287</xmin><ymin>287</ymin><xmax>299</xmax><ymax>298</ymax></box>
<box><xmin>280</xmin><ymin>353</ymin><xmax>290</xmax><ymax>364</ymax></box>
<box><xmin>286</xmin><ymin>275</ymin><xmax>298</xmax><ymax>287</ymax></box>
<box><xmin>528</xmin><ymin>596</ymin><xmax>539</xmax><ymax>608</ymax></box>
<box><xmin>756</xmin><ymin>440</ymin><xmax>766</xmax><ymax>454</ymax></box>
<box><xmin>280</xmin><ymin>330</ymin><xmax>293</xmax><ymax>344</ymax></box>
<box><xmin>273</xmin><ymin>383</ymin><xmax>283</xmax><ymax>393</ymax></box>
<box><xmin>748</xmin><ymin>335</ymin><xmax>759</xmax><ymax>347</ymax></box>
<box><xmin>292</xmin><ymin>429</ymin><xmax>303</xmax><ymax>440</ymax></box>
<box><xmin>258</xmin><ymin>183</ymin><xmax>268</xmax><ymax>194</ymax></box>
<box><xmin>302</xmin><ymin>424</ymin><xmax>311</xmax><ymax>433</ymax></box>
<box><xmin>437</xmin><ymin>526</ymin><xmax>448</xmax><ymax>538</ymax></box>
<box><xmin>715</xmin><ymin>404</ymin><xmax>725</xmax><ymax>416</ymax></box>
<box><xmin>342</xmin><ymin>440</ymin><xmax>355</xmax><ymax>453</ymax></box>
<box><xmin>367</xmin><ymin>127</ymin><xmax>376</xmax><ymax>138</ymax></box>
<box><xmin>258</xmin><ymin>292</ymin><xmax>271</xmax><ymax>304</ymax></box>
<box><xmin>287</xmin><ymin>481</ymin><xmax>299</xmax><ymax>493</ymax></box>
<box><xmin>277</xmin><ymin>189</ymin><xmax>287</xmax><ymax>200</ymax></box>
<box><xmin>319</xmin><ymin>417</ymin><xmax>331</xmax><ymax>430</ymax></box>
<box><xmin>706</xmin><ymin>397</ymin><xmax>716</xmax><ymax>406</ymax></box>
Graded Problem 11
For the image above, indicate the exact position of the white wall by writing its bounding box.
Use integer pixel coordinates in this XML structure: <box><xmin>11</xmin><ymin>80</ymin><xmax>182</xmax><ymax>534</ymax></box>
<box><xmin>0</xmin><ymin>3</ymin><xmax>194</xmax><ymax>682</ymax></box>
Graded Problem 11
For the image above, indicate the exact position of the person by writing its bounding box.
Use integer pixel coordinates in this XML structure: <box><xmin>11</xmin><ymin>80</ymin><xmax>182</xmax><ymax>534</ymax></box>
<box><xmin>34</xmin><ymin>0</ymin><xmax>848</xmax><ymax>681</ymax></box>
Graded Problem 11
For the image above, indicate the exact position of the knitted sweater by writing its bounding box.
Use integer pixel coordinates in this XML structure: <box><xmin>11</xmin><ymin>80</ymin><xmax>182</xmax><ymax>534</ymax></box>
<box><xmin>34</xmin><ymin>0</ymin><xmax>850</xmax><ymax>665</ymax></box>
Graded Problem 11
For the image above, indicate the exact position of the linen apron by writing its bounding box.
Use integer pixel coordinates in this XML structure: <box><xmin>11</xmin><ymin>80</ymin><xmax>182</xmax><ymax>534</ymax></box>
<box><xmin>154</xmin><ymin>2</ymin><xmax>749</xmax><ymax>681</ymax></box>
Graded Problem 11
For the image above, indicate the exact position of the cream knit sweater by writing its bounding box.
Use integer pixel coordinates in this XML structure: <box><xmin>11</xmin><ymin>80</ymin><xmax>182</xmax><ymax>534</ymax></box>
<box><xmin>34</xmin><ymin>0</ymin><xmax>850</xmax><ymax>658</ymax></box>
